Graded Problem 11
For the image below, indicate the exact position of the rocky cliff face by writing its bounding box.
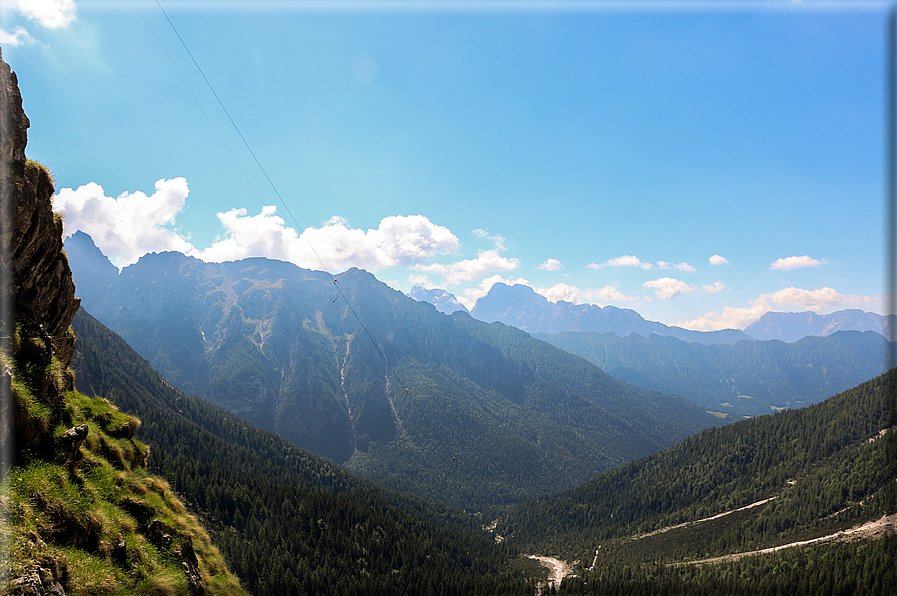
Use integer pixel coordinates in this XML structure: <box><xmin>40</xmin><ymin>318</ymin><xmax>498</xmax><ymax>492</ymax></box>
<box><xmin>1</xmin><ymin>48</ymin><xmax>80</xmax><ymax>457</ymax></box>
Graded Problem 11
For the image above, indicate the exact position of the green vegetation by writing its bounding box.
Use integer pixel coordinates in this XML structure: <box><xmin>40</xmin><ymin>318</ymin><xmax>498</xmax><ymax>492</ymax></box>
<box><xmin>6</xmin><ymin>354</ymin><xmax>246</xmax><ymax>594</ymax></box>
<box><xmin>498</xmin><ymin>368</ymin><xmax>897</xmax><ymax>594</ymax></box>
<box><xmin>70</xmin><ymin>249</ymin><xmax>717</xmax><ymax>509</ymax></box>
<box><xmin>557</xmin><ymin>536</ymin><xmax>897</xmax><ymax>595</ymax></box>
<box><xmin>537</xmin><ymin>329</ymin><xmax>893</xmax><ymax>417</ymax></box>
<box><xmin>24</xmin><ymin>158</ymin><xmax>55</xmax><ymax>184</ymax></box>
<box><xmin>71</xmin><ymin>309</ymin><xmax>534</xmax><ymax>595</ymax></box>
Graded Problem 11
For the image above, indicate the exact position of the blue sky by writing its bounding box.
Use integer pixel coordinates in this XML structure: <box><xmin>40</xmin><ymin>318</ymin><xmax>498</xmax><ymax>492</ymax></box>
<box><xmin>1</xmin><ymin>0</ymin><xmax>890</xmax><ymax>329</ymax></box>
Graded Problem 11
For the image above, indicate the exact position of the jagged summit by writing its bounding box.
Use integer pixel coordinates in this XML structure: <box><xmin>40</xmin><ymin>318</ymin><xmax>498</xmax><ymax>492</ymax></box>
<box><xmin>407</xmin><ymin>284</ymin><xmax>469</xmax><ymax>314</ymax></box>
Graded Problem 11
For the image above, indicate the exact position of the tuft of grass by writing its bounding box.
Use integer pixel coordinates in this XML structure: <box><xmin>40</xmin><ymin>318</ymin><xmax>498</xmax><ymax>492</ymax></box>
<box><xmin>24</xmin><ymin>158</ymin><xmax>55</xmax><ymax>185</ymax></box>
<box><xmin>7</xmin><ymin>338</ymin><xmax>247</xmax><ymax>594</ymax></box>
<box><xmin>12</xmin><ymin>378</ymin><xmax>51</xmax><ymax>438</ymax></box>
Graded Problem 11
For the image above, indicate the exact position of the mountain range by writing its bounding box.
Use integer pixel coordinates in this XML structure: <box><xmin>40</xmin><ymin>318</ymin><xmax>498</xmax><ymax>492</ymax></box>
<box><xmin>534</xmin><ymin>329</ymin><xmax>894</xmax><ymax>417</ymax></box>
<box><xmin>468</xmin><ymin>282</ymin><xmax>750</xmax><ymax>344</ymax></box>
<box><xmin>9</xmin><ymin>47</ymin><xmax>896</xmax><ymax>596</ymax></box>
<box><xmin>744</xmin><ymin>308</ymin><xmax>897</xmax><ymax>342</ymax></box>
<box><xmin>64</xmin><ymin>231</ymin><xmax>716</xmax><ymax>509</ymax></box>
<box><xmin>418</xmin><ymin>280</ymin><xmax>895</xmax><ymax>345</ymax></box>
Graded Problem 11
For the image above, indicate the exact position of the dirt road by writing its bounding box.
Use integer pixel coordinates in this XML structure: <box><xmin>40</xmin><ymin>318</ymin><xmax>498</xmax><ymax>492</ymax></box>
<box><xmin>682</xmin><ymin>513</ymin><xmax>897</xmax><ymax>565</ymax></box>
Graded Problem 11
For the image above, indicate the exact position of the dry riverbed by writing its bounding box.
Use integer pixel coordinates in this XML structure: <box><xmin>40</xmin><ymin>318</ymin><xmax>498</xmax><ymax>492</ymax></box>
<box><xmin>525</xmin><ymin>555</ymin><xmax>573</xmax><ymax>594</ymax></box>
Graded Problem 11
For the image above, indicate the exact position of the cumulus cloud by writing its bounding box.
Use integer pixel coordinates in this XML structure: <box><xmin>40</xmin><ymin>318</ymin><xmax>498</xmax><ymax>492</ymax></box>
<box><xmin>13</xmin><ymin>0</ymin><xmax>76</xmax><ymax>29</ymax></box>
<box><xmin>643</xmin><ymin>277</ymin><xmax>694</xmax><ymax>300</ymax></box>
<box><xmin>679</xmin><ymin>286</ymin><xmax>880</xmax><ymax>331</ymax></box>
<box><xmin>588</xmin><ymin>256</ymin><xmax>695</xmax><ymax>272</ymax></box>
<box><xmin>0</xmin><ymin>0</ymin><xmax>76</xmax><ymax>42</ymax></box>
<box><xmin>770</xmin><ymin>255</ymin><xmax>824</xmax><ymax>270</ymax></box>
<box><xmin>0</xmin><ymin>26</ymin><xmax>36</xmax><ymax>46</ymax></box>
<box><xmin>53</xmin><ymin>178</ymin><xmax>195</xmax><ymax>267</ymax></box>
<box><xmin>588</xmin><ymin>255</ymin><xmax>653</xmax><ymax>270</ymax></box>
<box><xmin>194</xmin><ymin>206</ymin><xmax>301</xmax><ymax>264</ymax></box>
<box><xmin>54</xmin><ymin>178</ymin><xmax>461</xmax><ymax>273</ymax></box>
<box><xmin>538</xmin><ymin>258</ymin><xmax>563</xmax><ymax>271</ymax></box>
<box><xmin>709</xmin><ymin>254</ymin><xmax>729</xmax><ymax>266</ymax></box>
<box><xmin>413</xmin><ymin>249</ymin><xmax>520</xmax><ymax>286</ymax></box>
<box><xmin>535</xmin><ymin>282</ymin><xmax>637</xmax><ymax>304</ymax></box>
<box><xmin>701</xmin><ymin>282</ymin><xmax>726</xmax><ymax>294</ymax></box>
<box><xmin>199</xmin><ymin>210</ymin><xmax>460</xmax><ymax>273</ymax></box>
<box><xmin>535</xmin><ymin>283</ymin><xmax>580</xmax><ymax>303</ymax></box>
<box><xmin>656</xmin><ymin>260</ymin><xmax>696</xmax><ymax>272</ymax></box>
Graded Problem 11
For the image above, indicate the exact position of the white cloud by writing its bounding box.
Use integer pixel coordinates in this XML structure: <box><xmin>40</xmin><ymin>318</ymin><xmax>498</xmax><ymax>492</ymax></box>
<box><xmin>588</xmin><ymin>255</ymin><xmax>653</xmax><ymax>270</ymax></box>
<box><xmin>538</xmin><ymin>258</ymin><xmax>563</xmax><ymax>271</ymax></box>
<box><xmin>770</xmin><ymin>255</ymin><xmax>824</xmax><ymax>270</ymax></box>
<box><xmin>535</xmin><ymin>283</ymin><xmax>579</xmax><ymax>303</ymax></box>
<box><xmin>535</xmin><ymin>282</ymin><xmax>637</xmax><ymax>304</ymax></box>
<box><xmin>590</xmin><ymin>284</ymin><xmax>638</xmax><ymax>303</ymax></box>
<box><xmin>9</xmin><ymin>0</ymin><xmax>76</xmax><ymax>29</ymax></box>
<box><xmin>194</xmin><ymin>205</ymin><xmax>301</xmax><ymax>264</ymax></box>
<box><xmin>53</xmin><ymin>178</ymin><xmax>195</xmax><ymax>267</ymax></box>
<box><xmin>709</xmin><ymin>254</ymin><xmax>729</xmax><ymax>266</ymax></box>
<box><xmin>0</xmin><ymin>25</ymin><xmax>36</xmax><ymax>46</ymax></box>
<box><xmin>54</xmin><ymin>178</ymin><xmax>460</xmax><ymax>274</ymax></box>
<box><xmin>656</xmin><ymin>260</ymin><xmax>696</xmax><ymax>272</ymax></box>
<box><xmin>199</xmin><ymin>210</ymin><xmax>459</xmax><ymax>273</ymax></box>
<box><xmin>766</xmin><ymin>286</ymin><xmax>860</xmax><ymax>311</ymax></box>
<box><xmin>407</xmin><ymin>274</ymin><xmax>436</xmax><ymax>290</ymax></box>
<box><xmin>588</xmin><ymin>255</ymin><xmax>694</xmax><ymax>271</ymax></box>
<box><xmin>643</xmin><ymin>277</ymin><xmax>694</xmax><ymax>300</ymax></box>
<box><xmin>413</xmin><ymin>249</ymin><xmax>520</xmax><ymax>286</ymax></box>
<box><xmin>701</xmin><ymin>281</ymin><xmax>726</xmax><ymax>294</ymax></box>
<box><xmin>470</xmin><ymin>228</ymin><xmax>507</xmax><ymax>251</ymax></box>
<box><xmin>679</xmin><ymin>286</ymin><xmax>880</xmax><ymax>331</ymax></box>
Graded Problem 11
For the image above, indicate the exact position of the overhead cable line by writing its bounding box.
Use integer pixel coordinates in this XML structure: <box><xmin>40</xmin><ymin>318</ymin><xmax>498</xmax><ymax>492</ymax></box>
<box><xmin>132</xmin><ymin>1</ymin><xmax>266</xmax><ymax>206</ymax></box>
<box><xmin>141</xmin><ymin>1</ymin><xmax>461</xmax><ymax>470</ymax></box>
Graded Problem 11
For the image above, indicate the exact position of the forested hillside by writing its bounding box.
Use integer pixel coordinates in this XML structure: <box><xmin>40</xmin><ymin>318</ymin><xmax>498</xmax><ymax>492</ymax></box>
<box><xmin>71</xmin><ymin>309</ymin><xmax>532</xmax><ymax>595</ymax></box>
<box><xmin>536</xmin><ymin>329</ymin><xmax>893</xmax><ymax>417</ymax></box>
<box><xmin>65</xmin><ymin>233</ymin><xmax>717</xmax><ymax>509</ymax></box>
<box><xmin>498</xmin><ymin>367</ymin><xmax>897</xmax><ymax>593</ymax></box>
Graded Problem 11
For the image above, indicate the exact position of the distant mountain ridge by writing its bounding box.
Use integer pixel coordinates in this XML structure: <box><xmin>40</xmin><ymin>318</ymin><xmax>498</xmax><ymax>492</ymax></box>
<box><xmin>65</xmin><ymin>232</ymin><xmax>716</xmax><ymax>509</ymax></box>
<box><xmin>427</xmin><ymin>280</ymin><xmax>892</xmax><ymax>345</ymax></box>
<box><xmin>745</xmin><ymin>308</ymin><xmax>897</xmax><ymax>342</ymax></box>
<box><xmin>535</xmin><ymin>329</ymin><xmax>894</xmax><ymax>417</ymax></box>
<box><xmin>408</xmin><ymin>284</ymin><xmax>469</xmax><ymax>314</ymax></box>
<box><xmin>470</xmin><ymin>282</ymin><xmax>749</xmax><ymax>345</ymax></box>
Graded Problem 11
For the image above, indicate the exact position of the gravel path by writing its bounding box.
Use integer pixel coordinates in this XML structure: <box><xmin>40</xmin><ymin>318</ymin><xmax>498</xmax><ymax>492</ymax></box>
<box><xmin>681</xmin><ymin>513</ymin><xmax>897</xmax><ymax>565</ymax></box>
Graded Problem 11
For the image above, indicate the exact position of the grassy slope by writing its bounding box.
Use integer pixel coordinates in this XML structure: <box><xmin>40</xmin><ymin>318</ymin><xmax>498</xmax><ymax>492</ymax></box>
<box><xmin>5</xmin><ymin>357</ymin><xmax>246</xmax><ymax>594</ymax></box>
